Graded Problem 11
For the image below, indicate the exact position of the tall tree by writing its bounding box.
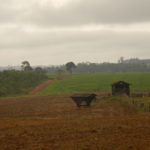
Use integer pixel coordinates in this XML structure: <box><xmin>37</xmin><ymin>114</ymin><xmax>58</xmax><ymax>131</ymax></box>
<box><xmin>65</xmin><ymin>62</ymin><xmax>76</xmax><ymax>73</ymax></box>
<box><xmin>21</xmin><ymin>61</ymin><xmax>32</xmax><ymax>71</ymax></box>
<box><xmin>118</xmin><ymin>56</ymin><xmax>124</xmax><ymax>64</ymax></box>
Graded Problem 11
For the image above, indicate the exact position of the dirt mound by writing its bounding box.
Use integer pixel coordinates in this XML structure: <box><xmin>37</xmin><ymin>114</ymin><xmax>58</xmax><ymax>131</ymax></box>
<box><xmin>29</xmin><ymin>80</ymin><xmax>53</xmax><ymax>94</ymax></box>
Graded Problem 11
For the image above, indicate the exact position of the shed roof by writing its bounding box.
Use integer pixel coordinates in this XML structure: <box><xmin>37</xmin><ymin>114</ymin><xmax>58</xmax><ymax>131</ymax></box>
<box><xmin>112</xmin><ymin>81</ymin><xmax>130</xmax><ymax>86</ymax></box>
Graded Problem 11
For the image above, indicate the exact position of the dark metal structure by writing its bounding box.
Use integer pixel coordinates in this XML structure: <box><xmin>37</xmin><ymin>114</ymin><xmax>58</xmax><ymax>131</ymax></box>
<box><xmin>71</xmin><ymin>94</ymin><xmax>97</xmax><ymax>107</ymax></box>
<box><xmin>112</xmin><ymin>81</ymin><xmax>130</xmax><ymax>96</ymax></box>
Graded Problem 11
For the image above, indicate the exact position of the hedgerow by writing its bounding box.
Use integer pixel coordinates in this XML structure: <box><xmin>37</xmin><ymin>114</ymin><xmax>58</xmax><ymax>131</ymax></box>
<box><xmin>0</xmin><ymin>70</ymin><xmax>48</xmax><ymax>96</ymax></box>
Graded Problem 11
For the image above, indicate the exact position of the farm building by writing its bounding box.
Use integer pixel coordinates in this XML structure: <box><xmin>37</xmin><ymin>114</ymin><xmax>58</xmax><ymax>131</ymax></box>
<box><xmin>112</xmin><ymin>81</ymin><xmax>130</xmax><ymax>96</ymax></box>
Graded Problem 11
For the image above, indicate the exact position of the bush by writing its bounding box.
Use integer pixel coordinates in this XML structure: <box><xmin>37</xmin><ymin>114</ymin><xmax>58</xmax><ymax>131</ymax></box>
<box><xmin>0</xmin><ymin>70</ymin><xmax>48</xmax><ymax>96</ymax></box>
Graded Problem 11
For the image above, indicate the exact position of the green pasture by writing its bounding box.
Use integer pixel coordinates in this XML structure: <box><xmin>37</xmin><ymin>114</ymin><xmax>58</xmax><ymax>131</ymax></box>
<box><xmin>39</xmin><ymin>73</ymin><xmax>150</xmax><ymax>94</ymax></box>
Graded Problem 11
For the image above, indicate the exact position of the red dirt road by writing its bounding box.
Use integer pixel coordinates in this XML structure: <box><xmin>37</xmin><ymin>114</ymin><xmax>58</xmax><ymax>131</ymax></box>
<box><xmin>29</xmin><ymin>80</ymin><xmax>53</xmax><ymax>94</ymax></box>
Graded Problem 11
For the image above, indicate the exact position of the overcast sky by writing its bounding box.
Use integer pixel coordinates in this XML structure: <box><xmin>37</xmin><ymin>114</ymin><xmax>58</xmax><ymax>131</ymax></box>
<box><xmin>0</xmin><ymin>0</ymin><xmax>150</xmax><ymax>66</ymax></box>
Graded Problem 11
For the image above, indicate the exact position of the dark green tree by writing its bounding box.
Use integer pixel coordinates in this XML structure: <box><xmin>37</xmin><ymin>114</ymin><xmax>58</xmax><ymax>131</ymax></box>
<box><xmin>21</xmin><ymin>61</ymin><xmax>32</xmax><ymax>71</ymax></box>
<box><xmin>65</xmin><ymin>62</ymin><xmax>76</xmax><ymax>73</ymax></box>
<box><xmin>118</xmin><ymin>56</ymin><xmax>124</xmax><ymax>64</ymax></box>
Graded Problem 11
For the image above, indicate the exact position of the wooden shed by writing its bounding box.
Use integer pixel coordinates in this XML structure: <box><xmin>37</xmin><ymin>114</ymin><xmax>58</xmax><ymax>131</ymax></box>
<box><xmin>112</xmin><ymin>81</ymin><xmax>130</xmax><ymax>96</ymax></box>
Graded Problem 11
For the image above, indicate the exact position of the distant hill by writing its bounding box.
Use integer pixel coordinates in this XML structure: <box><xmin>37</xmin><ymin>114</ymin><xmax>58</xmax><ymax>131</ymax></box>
<box><xmin>123</xmin><ymin>58</ymin><xmax>150</xmax><ymax>65</ymax></box>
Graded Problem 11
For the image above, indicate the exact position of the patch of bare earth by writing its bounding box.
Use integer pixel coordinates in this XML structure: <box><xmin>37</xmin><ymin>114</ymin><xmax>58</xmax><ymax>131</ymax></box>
<box><xmin>29</xmin><ymin>80</ymin><xmax>53</xmax><ymax>94</ymax></box>
<box><xmin>0</xmin><ymin>94</ymin><xmax>150</xmax><ymax>150</ymax></box>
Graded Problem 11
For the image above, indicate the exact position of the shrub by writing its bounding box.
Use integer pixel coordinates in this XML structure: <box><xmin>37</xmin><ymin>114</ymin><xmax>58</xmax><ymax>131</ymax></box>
<box><xmin>0</xmin><ymin>70</ymin><xmax>48</xmax><ymax>96</ymax></box>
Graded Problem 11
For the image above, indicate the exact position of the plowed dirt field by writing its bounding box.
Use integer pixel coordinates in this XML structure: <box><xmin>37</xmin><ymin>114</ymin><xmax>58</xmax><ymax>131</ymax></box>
<box><xmin>0</xmin><ymin>94</ymin><xmax>150</xmax><ymax>150</ymax></box>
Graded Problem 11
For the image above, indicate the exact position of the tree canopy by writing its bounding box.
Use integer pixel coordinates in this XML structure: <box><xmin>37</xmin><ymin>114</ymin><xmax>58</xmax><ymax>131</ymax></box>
<box><xmin>21</xmin><ymin>61</ymin><xmax>32</xmax><ymax>71</ymax></box>
<box><xmin>65</xmin><ymin>62</ymin><xmax>76</xmax><ymax>73</ymax></box>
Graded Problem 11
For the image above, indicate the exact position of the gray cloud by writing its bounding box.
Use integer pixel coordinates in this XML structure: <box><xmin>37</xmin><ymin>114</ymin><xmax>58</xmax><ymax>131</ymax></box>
<box><xmin>0</xmin><ymin>28</ymin><xmax>150</xmax><ymax>65</ymax></box>
<box><xmin>0</xmin><ymin>0</ymin><xmax>150</xmax><ymax>66</ymax></box>
<box><xmin>17</xmin><ymin>0</ymin><xmax>150</xmax><ymax>26</ymax></box>
<box><xmin>0</xmin><ymin>0</ymin><xmax>150</xmax><ymax>26</ymax></box>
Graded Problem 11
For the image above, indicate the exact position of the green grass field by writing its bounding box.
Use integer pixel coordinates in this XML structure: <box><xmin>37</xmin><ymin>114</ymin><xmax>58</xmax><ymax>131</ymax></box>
<box><xmin>39</xmin><ymin>73</ymin><xmax>150</xmax><ymax>94</ymax></box>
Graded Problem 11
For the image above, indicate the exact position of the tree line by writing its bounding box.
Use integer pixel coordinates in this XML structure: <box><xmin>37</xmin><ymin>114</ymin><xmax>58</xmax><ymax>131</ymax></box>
<box><xmin>1</xmin><ymin>58</ymin><xmax>150</xmax><ymax>74</ymax></box>
<box><xmin>45</xmin><ymin>58</ymin><xmax>150</xmax><ymax>74</ymax></box>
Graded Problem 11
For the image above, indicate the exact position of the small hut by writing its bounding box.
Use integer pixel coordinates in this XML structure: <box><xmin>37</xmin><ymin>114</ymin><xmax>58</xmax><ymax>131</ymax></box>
<box><xmin>112</xmin><ymin>81</ymin><xmax>130</xmax><ymax>96</ymax></box>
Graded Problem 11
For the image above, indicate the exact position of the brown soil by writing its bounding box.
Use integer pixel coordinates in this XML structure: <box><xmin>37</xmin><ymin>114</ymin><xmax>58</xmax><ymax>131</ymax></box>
<box><xmin>0</xmin><ymin>94</ymin><xmax>150</xmax><ymax>150</ymax></box>
<box><xmin>29</xmin><ymin>80</ymin><xmax>53</xmax><ymax>94</ymax></box>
